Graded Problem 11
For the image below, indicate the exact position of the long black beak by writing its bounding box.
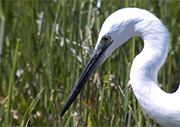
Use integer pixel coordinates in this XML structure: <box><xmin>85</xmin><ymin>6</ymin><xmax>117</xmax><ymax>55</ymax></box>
<box><xmin>60</xmin><ymin>46</ymin><xmax>106</xmax><ymax>117</ymax></box>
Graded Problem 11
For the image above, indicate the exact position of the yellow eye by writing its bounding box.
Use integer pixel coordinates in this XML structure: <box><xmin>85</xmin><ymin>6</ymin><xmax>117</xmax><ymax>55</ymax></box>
<box><xmin>102</xmin><ymin>36</ymin><xmax>111</xmax><ymax>42</ymax></box>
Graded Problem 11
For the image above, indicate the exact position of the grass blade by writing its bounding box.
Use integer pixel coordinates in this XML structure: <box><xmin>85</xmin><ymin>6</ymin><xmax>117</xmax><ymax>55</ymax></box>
<box><xmin>4</xmin><ymin>40</ymin><xmax>19</xmax><ymax>126</ymax></box>
<box><xmin>21</xmin><ymin>87</ymin><xmax>45</xmax><ymax>127</ymax></box>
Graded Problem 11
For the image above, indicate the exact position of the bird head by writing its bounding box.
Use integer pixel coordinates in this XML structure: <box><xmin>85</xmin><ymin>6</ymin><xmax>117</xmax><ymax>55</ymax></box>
<box><xmin>60</xmin><ymin>8</ymin><xmax>139</xmax><ymax>117</ymax></box>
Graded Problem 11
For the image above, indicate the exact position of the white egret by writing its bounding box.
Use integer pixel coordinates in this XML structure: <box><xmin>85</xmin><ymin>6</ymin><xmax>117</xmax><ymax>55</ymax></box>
<box><xmin>61</xmin><ymin>8</ymin><xmax>180</xmax><ymax>126</ymax></box>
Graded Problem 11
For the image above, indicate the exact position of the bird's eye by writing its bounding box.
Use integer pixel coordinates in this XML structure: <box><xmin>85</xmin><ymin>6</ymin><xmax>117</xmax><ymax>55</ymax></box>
<box><xmin>102</xmin><ymin>36</ymin><xmax>111</xmax><ymax>42</ymax></box>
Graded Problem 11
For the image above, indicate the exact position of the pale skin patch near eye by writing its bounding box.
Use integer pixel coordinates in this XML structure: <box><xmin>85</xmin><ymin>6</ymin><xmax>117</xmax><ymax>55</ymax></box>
<box><xmin>100</xmin><ymin>35</ymin><xmax>114</xmax><ymax>49</ymax></box>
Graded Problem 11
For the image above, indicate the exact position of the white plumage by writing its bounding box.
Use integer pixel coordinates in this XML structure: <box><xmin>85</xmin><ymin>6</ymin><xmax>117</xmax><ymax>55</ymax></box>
<box><xmin>96</xmin><ymin>8</ymin><xmax>180</xmax><ymax>127</ymax></box>
<box><xmin>61</xmin><ymin>8</ymin><xmax>180</xmax><ymax>127</ymax></box>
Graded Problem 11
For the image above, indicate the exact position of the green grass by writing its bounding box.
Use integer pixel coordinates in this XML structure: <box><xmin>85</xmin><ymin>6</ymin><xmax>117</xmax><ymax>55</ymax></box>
<box><xmin>0</xmin><ymin>0</ymin><xmax>180</xmax><ymax>126</ymax></box>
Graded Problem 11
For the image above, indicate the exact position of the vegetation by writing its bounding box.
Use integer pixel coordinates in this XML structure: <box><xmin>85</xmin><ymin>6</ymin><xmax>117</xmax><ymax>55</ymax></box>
<box><xmin>0</xmin><ymin>0</ymin><xmax>179</xmax><ymax>126</ymax></box>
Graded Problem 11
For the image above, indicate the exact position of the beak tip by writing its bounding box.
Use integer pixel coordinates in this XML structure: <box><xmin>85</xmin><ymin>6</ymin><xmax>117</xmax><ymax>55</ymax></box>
<box><xmin>60</xmin><ymin>106</ymin><xmax>68</xmax><ymax>118</ymax></box>
<box><xmin>60</xmin><ymin>112</ymin><xmax>64</xmax><ymax>118</ymax></box>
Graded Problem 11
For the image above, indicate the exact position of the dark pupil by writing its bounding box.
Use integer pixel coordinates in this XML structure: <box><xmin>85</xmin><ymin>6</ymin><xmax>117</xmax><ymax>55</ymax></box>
<box><xmin>104</xmin><ymin>37</ymin><xmax>109</xmax><ymax>41</ymax></box>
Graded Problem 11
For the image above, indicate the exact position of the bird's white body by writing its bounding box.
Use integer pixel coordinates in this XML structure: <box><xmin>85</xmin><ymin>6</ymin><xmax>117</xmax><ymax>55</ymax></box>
<box><xmin>95</xmin><ymin>8</ymin><xmax>180</xmax><ymax>126</ymax></box>
<box><xmin>61</xmin><ymin>8</ymin><xmax>180</xmax><ymax>127</ymax></box>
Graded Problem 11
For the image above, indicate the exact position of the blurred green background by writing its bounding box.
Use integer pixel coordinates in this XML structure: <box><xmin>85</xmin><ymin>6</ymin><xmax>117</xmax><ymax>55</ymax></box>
<box><xmin>0</xmin><ymin>0</ymin><xmax>180</xmax><ymax>126</ymax></box>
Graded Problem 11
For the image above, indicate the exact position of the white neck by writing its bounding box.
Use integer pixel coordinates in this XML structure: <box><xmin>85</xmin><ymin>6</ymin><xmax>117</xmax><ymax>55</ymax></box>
<box><xmin>128</xmin><ymin>10</ymin><xmax>180</xmax><ymax>127</ymax></box>
<box><xmin>97</xmin><ymin>8</ymin><xmax>180</xmax><ymax>126</ymax></box>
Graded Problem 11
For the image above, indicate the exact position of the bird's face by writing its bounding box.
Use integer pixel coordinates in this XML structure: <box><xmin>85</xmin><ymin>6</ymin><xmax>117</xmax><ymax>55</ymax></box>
<box><xmin>60</xmin><ymin>11</ymin><xmax>132</xmax><ymax>116</ymax></box>
<box><xmin>60</xmin><ymin>11</ymin><xmax>134</xmax><ymax>116</ymax></box>
<box><xmin>60</xmin><ymin>33</ymin><xmax>115</xmax><ymax>117</ymax></box>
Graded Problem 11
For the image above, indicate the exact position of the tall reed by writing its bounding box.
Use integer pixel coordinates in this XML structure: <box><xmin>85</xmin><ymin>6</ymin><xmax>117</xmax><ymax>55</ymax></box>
<box><xmin>0</xmin><ymin>0</ymin><xmax>179</xmax><ymax>126</ymax></box>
